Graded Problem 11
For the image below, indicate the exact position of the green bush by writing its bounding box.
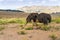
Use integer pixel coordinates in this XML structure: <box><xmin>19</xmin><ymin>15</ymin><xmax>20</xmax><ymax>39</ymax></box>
<box><xmin>54</xmin><ymin>26</ymin><xmax>60</xmax><ymax>30</ymax></box>
<box><xmin>0</xmin><ymin>27</ymin><xmax>5</xmax><ymax>31</ymax></box>
<box><xmin>0</xmin><ymin>19</ymin><xmax>7</xmax><ymax>25</ymax></box>
<box><xmin>52</xmin><ymin>18</ymin><xmax>60</xmax><ymax>23</ymax></box>
<box><xmin>40</xmin><ymin>25</ymin><xmax>51</xmax><ymax>31</ymax></box>
<box><xmin>17</xmin><ymin>30</ymin><xmax>26</xmax><ymax>35</ymax></box>
<box><xmin>0</xmin><ymin>32</ymin><xmax>4</xmax><ymax>35</ymax></box>
<box><xmin>25</xmin><ymin>27</ymin><xmax>33</xmax><ymax>30</ymax></box>
<box><xmin>0</xmin><ymin>18</ymin><xmax>26</xmax><ymax>24</ymax></box>
<box><xmin>49</xmin><ymin>33</ymin><xmax>57</xmax><ymax>40</ymax></box>
<box><xmin>7</xmin><ymin>20</ymin><xmax>16</xmax><ymax>23</ymax></box>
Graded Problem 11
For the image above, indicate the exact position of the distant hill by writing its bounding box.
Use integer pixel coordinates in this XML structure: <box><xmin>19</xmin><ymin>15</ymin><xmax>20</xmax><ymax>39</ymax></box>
<box><xmin>18</xmin><ymin>6</ymin><xmax>60</xmax><ymax>13</ymax></box>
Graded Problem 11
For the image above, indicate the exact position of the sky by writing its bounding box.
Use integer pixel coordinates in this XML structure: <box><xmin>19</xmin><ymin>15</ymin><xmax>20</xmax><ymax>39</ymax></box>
<box><xmin>0</xmin><ymin>0</ymin><xmax>60</xmax><ymax>9</ymax></box>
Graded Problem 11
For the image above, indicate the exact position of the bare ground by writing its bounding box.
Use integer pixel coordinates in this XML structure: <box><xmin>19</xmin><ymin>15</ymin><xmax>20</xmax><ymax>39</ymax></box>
<box><xmin>0</xmin><ymin>23</ymin><xmax>60</xmax><ymax>40</ymax></box>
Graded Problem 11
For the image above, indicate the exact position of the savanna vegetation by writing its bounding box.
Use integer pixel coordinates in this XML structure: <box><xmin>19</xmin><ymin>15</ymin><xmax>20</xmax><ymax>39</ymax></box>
<box><xmin>0</xmin><ymin>14</ymin><xmax>60</xmax><ymax>40</ymax></box>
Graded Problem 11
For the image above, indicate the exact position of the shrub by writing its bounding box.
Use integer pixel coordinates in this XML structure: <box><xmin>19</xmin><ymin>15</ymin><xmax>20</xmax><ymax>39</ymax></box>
<box><xmin>0</xmin><ymin>18</ymin><xmax>26</xmax><ymax>24</ymax></box>
<box><xmin>7</xmin><ymin>18</ymin><xmax>26</xmax><ymax>24</ymax></box>
<box><xmin>0</xmin><ymin>32</ymin><xmax>4</xmax><ymax>35</ymax></box>
<box><xmin>25</xmin><ymin>27</ymin><xmax>33</xmax><ymax>30</ymax></box>
<box><xmin>52</xmin><ymin>18</ymin><xmax>60</xmax><ymax>23</ymax></box>
<box><xmin>40</xmin><ymin>25</ymin><xmax>51</xmax><ymax>31</ymax></box>
<box><xmin>0</xmin><ymin>26</ymin><xmax>5</xmax><ymax>31</ymax></box>
<box><xmin>49</xmin><ymin>33</ymin><xmax>57</xmax><ymax>40</ymax></box>
<box><xmin>17</xmin><ymin>30</ymin><xmax>26</xmax><ymax>35</ymax></box>
<box><xmin>54</xmin><ymin>26</ymin><xmax>60</xmax><ymax>30</ymax></box>
<box><xmin>7</xmin><ymin>20</ymin><xmax>16</xmax><ymax>23</ymax></box>
<box><xmin>0</xmin><ymin>19</ymin><xmax>7</xmax><ymax>25</ymax></box>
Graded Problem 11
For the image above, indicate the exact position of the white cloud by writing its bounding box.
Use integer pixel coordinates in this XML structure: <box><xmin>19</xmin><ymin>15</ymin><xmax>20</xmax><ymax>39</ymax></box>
<box><xmin>36</xmin><ymin>1</ymin><xmax>40</xmax><ymax>3</ymax></box>
<box><xmin>0</xmin><ymin>0</ymin><xmax>4</xmax><ymax>2</ymax></box>
<box><xmin>17</xmin><ymin>0</ymin><xmax>24</xmax><ymax>2</ymax></box>
<box><xmin>5</xmin><ymin>0</ymin><xmax>24</xmax><ymax>2</ymax></box>
<box><xmin>6</xmin><ymin>0</ymin><xmax>16</xmax><ymax>1</ymax></box>
<box><xmin>41</xmin><ymin>1</ymin><xmax>46</xmax><ymax>4</ymax></box>
<box><xmin>27</xmin><ymin>0</ymin><xmax>46</xmax><ymax>6</ymax></box>
<box><xmin>49</xmin><ymin>0</ymin><xmax>58</xmax><ymax>2</ymax></box>
<box><xmin>29</xmin><ymin>2</ymin><xmax>33</xmax><ymax>4</ymax></box>
<box><xmin>34</xmin><ymin>0</ymin><xmax>47</xmax><ymax>6</ymax></box>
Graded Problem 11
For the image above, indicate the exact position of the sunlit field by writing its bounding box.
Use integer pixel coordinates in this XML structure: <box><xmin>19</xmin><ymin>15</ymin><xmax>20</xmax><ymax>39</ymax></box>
<box><xmin>0</xmin><ymin>16</ymin><xmax>60</xmax><ymax>24</ymax></box>
<box><xmin>0</xmin><ymin>18</ymin><xmax>26</xmax><ymax>25</ymax></box>
<box><xmin>0</xmin><ymin>14</ymin><xmax>60</xmax><ymax>40</ymax></box>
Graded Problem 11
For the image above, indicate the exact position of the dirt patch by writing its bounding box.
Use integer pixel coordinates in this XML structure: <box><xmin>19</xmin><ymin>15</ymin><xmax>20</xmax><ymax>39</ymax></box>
<box><xmin>0</xmin><ymin>23</ymin><xmax>60</xmax><ymax>40</ymax></box>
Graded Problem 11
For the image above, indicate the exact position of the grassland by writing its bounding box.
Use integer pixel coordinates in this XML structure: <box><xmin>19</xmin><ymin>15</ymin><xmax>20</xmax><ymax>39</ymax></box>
<box><xmin>0</xmin><ymin>11</ymin><xmax>60</xmax><ymax>40</ymax></box>
<box><xmin>0</xmin><ymin>18</ymin><xmax>26</xmax><ymax>25</ymax></box>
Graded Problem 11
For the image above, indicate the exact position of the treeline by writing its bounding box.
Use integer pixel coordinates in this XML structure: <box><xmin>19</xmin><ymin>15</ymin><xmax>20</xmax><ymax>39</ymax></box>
<box><xmin>0</xmin><ymin>9</ymin><xmax>24</xmax><ymax>12</ymax></box>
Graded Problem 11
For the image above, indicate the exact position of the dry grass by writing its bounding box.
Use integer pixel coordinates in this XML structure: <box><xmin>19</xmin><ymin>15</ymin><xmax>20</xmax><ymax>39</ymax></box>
<box><xmin>52</xmin><ymin>18</ymin><xmax>60</xmax><ymax>23</ymax></box>
<box><xmin>0</xmin><ymin>12</ymin><xmax>59</xmax><ymax>40</ymax></box>
<box><xmin>0</xmin><ymin>18</ymin><xmax>26</xmax><ymax>25</ymax></box>
<box><xmin>17</xmin><ymin>30</ymin><xmax>26</xmax><ymax>35</ymax></box>
<box><xmin>49</xmin><ymin>33</ymin><xmax>57</xmax><ymax>40</ymax></box>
